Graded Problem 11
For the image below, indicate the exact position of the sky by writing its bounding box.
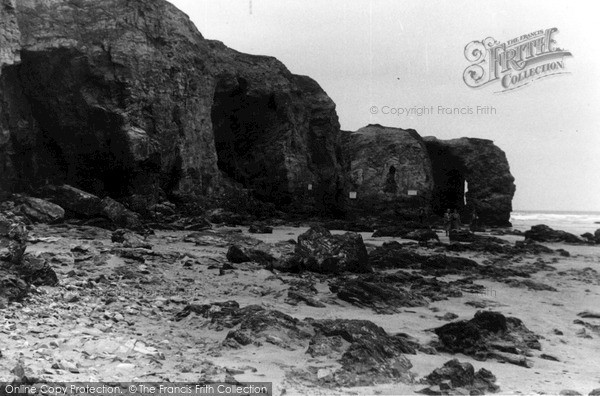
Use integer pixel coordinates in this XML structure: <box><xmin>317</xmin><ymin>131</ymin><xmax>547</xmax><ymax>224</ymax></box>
<box><xmin>167</xmin><ymin>0</ymin><xmax>600</xmax><ymax>212</ymax></box>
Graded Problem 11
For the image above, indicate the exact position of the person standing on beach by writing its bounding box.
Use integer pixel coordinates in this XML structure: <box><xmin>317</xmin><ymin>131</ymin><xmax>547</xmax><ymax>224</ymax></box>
<box><xmin>443</xmin><ymin>209</ymin><xmax>451</xmax><ymax>236</ymax></box>
<box><xmin>418</xmin><ymin>207</ymin><xmax>426</xmax><ymax>225</ymax></box>
<box><xmin>450</xmin><ymin>209</ymin><xmax>461</xmax><ymax>231</ymax></box>
<box><xmin>470</xmin><ymin>209</ymin><xmax>479</xmax><ymax>231</ymax></box>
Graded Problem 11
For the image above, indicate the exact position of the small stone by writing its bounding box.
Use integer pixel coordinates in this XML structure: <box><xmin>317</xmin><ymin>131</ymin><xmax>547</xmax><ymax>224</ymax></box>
<box><xmin>540</xmin><ymin>354</ymin><xmax>560</xmax><ymax>362</ymax></box>
<box><xmin>559</xmin><ymin>390</ymin><xmax>582</xmax><ymax>396</ymax></box>
<box><xmin>64</xmin><ymin>292</ymin><xmax>80</xmax><ymax>303</ymax></box>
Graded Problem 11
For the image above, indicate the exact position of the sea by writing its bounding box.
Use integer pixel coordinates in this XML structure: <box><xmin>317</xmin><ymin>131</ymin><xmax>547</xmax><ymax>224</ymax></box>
<box><xmin>510</xmin><ymin>210</ymin><xmax>600</xmax><ymax>236</ymax></box>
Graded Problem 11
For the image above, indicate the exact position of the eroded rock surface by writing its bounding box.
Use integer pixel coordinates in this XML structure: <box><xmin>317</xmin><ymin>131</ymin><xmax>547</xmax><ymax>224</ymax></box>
<box><xmin>434</xmin><ymin>311</ymin><xmax>541</xmax><ymax>367</ymax></box>
<box><xmin>342</xmin><ymin>124</ymin><xmax>433</xmax><ymax>217</ymax></box>
<box><xmin>424</xmin><ymin>137</ymin><xmax>515</xmax><ymax>226</ymax></box>
<box><xmin>0</xmin><ymin>0</ymin><xmax>344</xmax><ymax>215</ymax></box>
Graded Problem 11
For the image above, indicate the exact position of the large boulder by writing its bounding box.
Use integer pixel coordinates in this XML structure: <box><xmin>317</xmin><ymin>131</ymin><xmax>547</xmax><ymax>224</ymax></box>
<box><xmin>424</xmin><ymin>137</ymin><xmax>515</xmax><ymax>226</ymax></box>
<box><xmin>524</xmin><ymin>224</ymin><xmax>584</xmax><ymax>244</ymax></box>
<box><xmin>41</xmin><ymin>184</ymin><xmax>141</xmax><ymax>228</ymax></box>
<box><xmin>0</xmin><ymin>213</ymin><xmax>28</xmax><ymax>265</ymax></box>
<box><xmin>421</xmin><ymin>359</ymin><xmax>499</xmax><ymax>395</ymax></box>
<box><xmin>43</xmin><ymin>185</ymin><xmax>103</xmax><ymax>218</ymax></box>
<box><xmin>0</xmin><ymin>0</ymin><xmax>344</xmax><ymax>214</ymax></box>
<box><xmin>99</xmin><ymin>196</ymin><xmax>142</xmax><ymax>230</ymax></box>
<box><xmin>18</xmin><ymin>196</ymin><xmax>65</xmax><ymax>223</ymax></box>
<box><xmin>292</xmin><ymin>226</ymin><xmax>370</xmax><ymax>274</ymax></box>
<box><xmin>434</xmin><ymin>311</ymin><xmax>541</xmax><ymax>366</ymax></box>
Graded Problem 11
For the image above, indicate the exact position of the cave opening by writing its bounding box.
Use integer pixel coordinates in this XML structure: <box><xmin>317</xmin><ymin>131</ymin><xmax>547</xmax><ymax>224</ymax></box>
<box><xmin>426</xmin><ymin>142</ymin><xmax>469</xmax><ymax>216</ymax></box>
<box><xmin>383</xmin><ymin>165</ymin><xmax>398</xmax><ymax>193</ymax></box>
<box><xmin>4</xmin><ymin>48</ymin><xmax>138</xmax><ymax>197</ymax></box>
<box><xmin>211</xmin><ymin>77</ymin><xmax>291</xmax><ymax>205</ymax></box>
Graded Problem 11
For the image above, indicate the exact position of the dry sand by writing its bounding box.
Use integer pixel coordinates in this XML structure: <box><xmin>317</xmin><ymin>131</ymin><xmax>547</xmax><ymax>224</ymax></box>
<box><xmin>1</xmin><ymin>224</ymin><xmax>599</xmax><ymax>395</ymax></box>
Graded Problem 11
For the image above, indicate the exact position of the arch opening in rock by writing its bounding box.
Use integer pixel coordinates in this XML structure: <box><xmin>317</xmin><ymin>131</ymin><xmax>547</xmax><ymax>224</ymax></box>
<box><xmin>210</xmin><ymin>78</ymin><xmax>291</xmax><ymax>205</ymax></box>
<box><xmin>426</xmin><ymin>141</ymin><xmax>468</xmax><ymax>216</ymax></box>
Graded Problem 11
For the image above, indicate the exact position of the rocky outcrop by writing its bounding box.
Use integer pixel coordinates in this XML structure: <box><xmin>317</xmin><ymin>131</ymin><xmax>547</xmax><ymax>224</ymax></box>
<box><xmin>420</xmin><ymin>359</ymin><xmax>499</xmax><ymax>395</ymax></box>
<box><xmin>424</xmin><ymin>137</ymin><xmax>515</xmax><ymax>226</ymax></box>
<box><xmin>434</xmin><ymin>311</ymin><xmax>540</xmax><ymax>367</ymax></box>
<box><xmin>17</xmin><ymin>196</ymin><xmax>65</xmax><ymax>223</ymax></box>
<box><xmin>0</xmin><ymin>0</ymin><xmax>343</xmax><ymax>213</ymax></box>
<box><xmin>0</xmin><ymin>0</ymin><xmax>515</xmax><ymax>223</ymax></box>
<box><xmin>340</xmin><ymin>128</ymin><xmax>515</xmax><ymax>225</ymax></box>
<box><xmin>42</xmin><ymin>184</ymin><xmax>141</xmax><ymax>229</ymax></box>
<box><xmin>286</xmin><ymin>226</ymin><xmax>371</xmax><ymax>274</ymax></box>
<box><xmin>342</xmin><ymin>124</ymin><xmax>433</xmax><ymax>217</ymax></box>
<box><xmin>524</xmin><ymin>224</ymin><xmax>584</xmax><ymax>244</ymax></box>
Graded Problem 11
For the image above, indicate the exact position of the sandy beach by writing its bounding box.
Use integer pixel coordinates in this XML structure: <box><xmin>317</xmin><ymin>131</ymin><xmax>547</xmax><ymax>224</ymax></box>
<box><xmin>2</xmin><ymin>222</ymin><xmax>599</xmax><ymax>395</ymax></box>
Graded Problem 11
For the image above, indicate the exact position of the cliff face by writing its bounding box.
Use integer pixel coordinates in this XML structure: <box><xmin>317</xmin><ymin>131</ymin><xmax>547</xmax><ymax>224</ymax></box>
<box><xmin>424</xmin><ymin>137</ymin><xmax>516</xmax><ymax>226</ymax></box>
<box><xmin>0</xmin><ymin>0</ymin><xmax>515</xmax><ymax>224</ymax></box>
<box><xmin>0</xmin><ymin>0</ymin><xmax>20</xmax><ymax>197</ymax></box>
<box><xmin>342</xmin><ymin>124</ymin><xmax>433</xmax><ymax>216</ymax></box>
<box><xmin>0</xmin><ymin>0</ymin><xmax>342</xmax><ymax>211</ymax></box>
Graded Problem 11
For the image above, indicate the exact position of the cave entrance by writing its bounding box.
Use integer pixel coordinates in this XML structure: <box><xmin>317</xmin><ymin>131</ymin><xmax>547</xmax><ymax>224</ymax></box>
<box><xmin>431</xmin><ymin>168</ymin><xmax>467</xmax><ymax>215</ymax></box>
<box><xmin>426</xmin><ymin>141</ymin><xmax>469</xmax><ymax>216</ymax></box>
<box><xmin>211</xmin><ymin>78</ymin><xmax>290</xmax><ymax>205</ymax></box>
<box><xmin>383</xmin><ymin>165</ymin><xmax>398</xmax><ymax>193</ymax></box>
<box><xmin>4</xmin><ymin>48</ymin><xmax>139</xmax><ymax>197</ymax></box>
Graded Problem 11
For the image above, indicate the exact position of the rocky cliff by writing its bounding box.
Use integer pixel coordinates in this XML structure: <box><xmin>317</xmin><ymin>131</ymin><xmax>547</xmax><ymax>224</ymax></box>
<box><xmin>0</xmin><ymin>0</ymin><xmax>343</xmax><ymax>211</ymax></box>
<box><xmin>342</xmin><ymin>124</ymin><xmax>433</xmax><ymax>217</ymax></box>
<box><xmin>340</xmin><ymin>127</ymin><xmax>515</xmax><ymax>226</ymax></box>
<box><xmin>0</xmin><ymin>0</ymin><xmax>515</xmax><ymax>225</ymax></box>
<box><xmin>424</xmin><ymin>137</ymin><xmax>516</xmax><ymax>226</ymax></box>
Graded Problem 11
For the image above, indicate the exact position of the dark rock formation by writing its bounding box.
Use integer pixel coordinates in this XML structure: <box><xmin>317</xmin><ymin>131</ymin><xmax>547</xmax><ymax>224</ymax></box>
<box><xmin>330</xmin><ymin>271</ymin><xmax>433</xmax><ymax>312</ymax></box>
<box><xmin>449</xmin><ymin>229</ymin><xmax>507</xmax><ymax>244</ymax></box>
<box><xmin>0</xmin><ymin>213</ymin><xmax>27</xmax><ymax>264</ymax></box>
<box><xmin>341</xmin><ymin>124</ymin><xmax>433</xmax><ymax>217</ymax></box>
<box><xmin>404</xmin><ymin>228</ymin><xmax>440</xmax><ymax>245</ymax></box>
<box><xmin>434</xmin><ymin>311</ymin><xmax>541</xmax><ymax>367</ymax></box>
<box><xmin>0</xmin><ymin>0</ymin><xmax>344</xmax><ymax>214</ymax></box>
<box><xmin>111</xmin><ymin>229</ymin><xmax>151</xmax><ymax>249</ymax></box>
<box><xmin>284</xmin><ymin>278</ymin><xmax>325</xmax><ymax>308</ymax></box>
<box><xmin>17</xmin><ymin>196</ymin><xmax>65</xmax><ymax>223</ymax></box>
<box><xmin>287</xmin><ymin>226</ymin><xmax>370</xmax><ymax>274</ymax></box>
<box><xmin>226</xmin><ymin>245</ymin><xmax>250</xmax><ymax>264</ymax></box>
<box><xmin>424</xmin><ymin>137</ymin><xmax>515</xmax><ymax>226</ymax></box>
<box><xmin>307</xmin><ymin>318</ymin><xmax>416</xmax><ymax>386</ymax></box>
<box><xmin>1</xmin><ymin>212</ymin><xmax>58</xmax><ymax>299</ymax></box>
<box><xmin>42</xmin><ymin>185</ymin><xmax>103</xmax><ymax>218</ymax></box>
<box><xmin>225</xmin><ymin>245</ymin><xmax>276</xmax><ymax>266</ymax></box>
<box><xmin>40</xmin><ymin>185</ymin><xmax>141</xmax><ymax>229</ymax></box>
<box><xmin>524</xmin><ymin>224</ymin><xmax>584</xmax><ymax>244</ymax></box>
<box><xmin>419</xmin><ymin>359</ymin><xmax>499</xmax><ymax>395</ymax></box>
<box><xmin>248</xmin><ymin>224</ymin><xmax>273</xmax><ymax>234</ymax></box>
<box><xmin>0</xmin><ymin>0</ymin><xmax>516</xmax><ymax>222</ymax></box>
<box><xmin>447</xmin><ymin>238</ymin><xmax>555</xmax><ymax>255</ymax></box>
<box><xmin>18</xmin><ymin>254</ymin><xmax>59</xmax><ymax>286</ymax></box>
<box><xmin>421</xmin><ymin>255</ymin><xmax>480</xmax><ymax>275</ymax></box>
<box><xmin>368</xmin><ymin>241</ymin><xmax>428</xmax><ymax>269</ymax></box>
<box><xmin>0</xmin><ymin>274</ymin><xmax>29</xmax><ymax>302</ymax></box>
<box><xmin>224</xmin><ymin>307</ymin><xmax>313</xmax><ymax>350</ymax></box>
